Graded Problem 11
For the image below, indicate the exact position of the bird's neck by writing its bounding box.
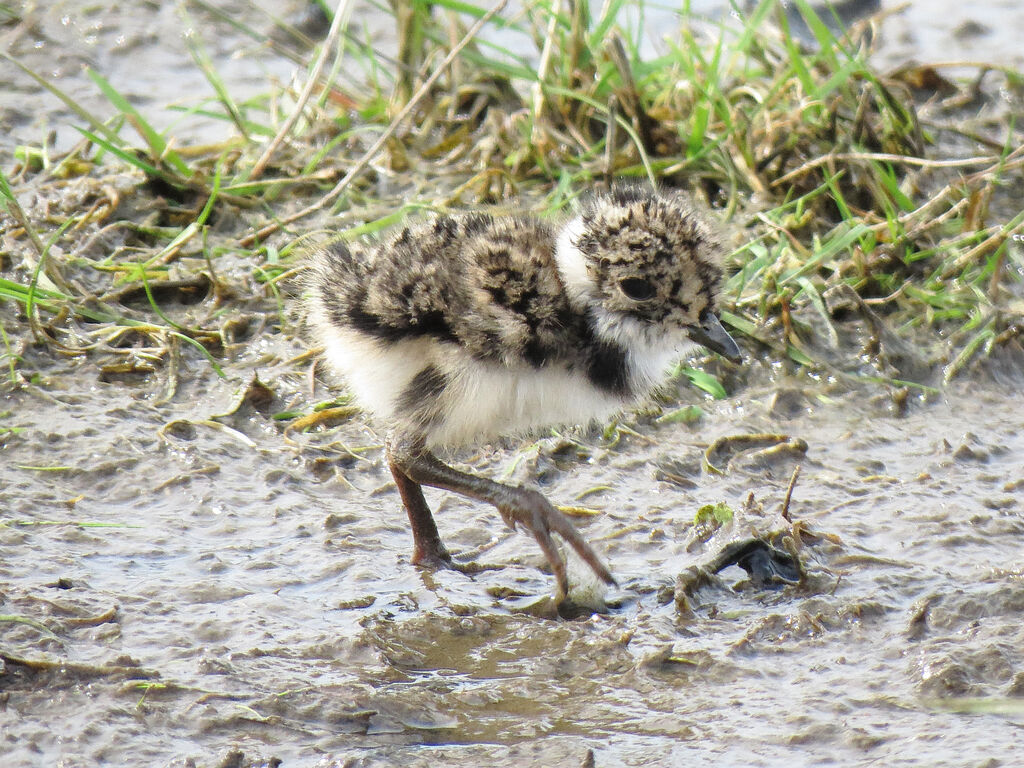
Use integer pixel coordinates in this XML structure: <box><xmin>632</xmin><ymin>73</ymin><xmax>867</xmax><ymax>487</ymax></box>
<box><xmin>554</xmin><ymin>215</ymin><xmax>593</xmax><ymax>311</ymax></box>
<box><xmin>555</xmin><ymin>218</ymin><xmax>685</xmax><ymax>398</ymax></box>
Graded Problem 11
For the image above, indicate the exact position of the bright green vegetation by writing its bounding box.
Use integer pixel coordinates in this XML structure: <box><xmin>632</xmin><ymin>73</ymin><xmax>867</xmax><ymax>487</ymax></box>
<box><xmin>0</xmin><ymin>0</ymin><xmax>1022</xmax><ymax>396</ymax></box>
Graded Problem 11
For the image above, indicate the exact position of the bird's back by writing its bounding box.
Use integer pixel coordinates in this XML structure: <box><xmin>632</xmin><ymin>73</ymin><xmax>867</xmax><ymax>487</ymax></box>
<box><xmin>306</xmin><ymin>189</ymin><xmax>735</xmax><ymax>449</ymax></box>
<box><xmin>308</xmin><ymin>213</ymin><xmax>593</xmax><ymax>368</ymax></box>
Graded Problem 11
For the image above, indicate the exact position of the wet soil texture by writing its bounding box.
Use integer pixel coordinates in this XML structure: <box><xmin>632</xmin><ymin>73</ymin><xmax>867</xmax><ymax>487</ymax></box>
<box><xmin>2</xmin><ymin>344</ymin><xmax>1023</xmax><ymax>766</ymax></box>
<box><xmin>2</xmin><ymin>2</ymin><xmax>1024</xmax><ymax>767</ymax></box>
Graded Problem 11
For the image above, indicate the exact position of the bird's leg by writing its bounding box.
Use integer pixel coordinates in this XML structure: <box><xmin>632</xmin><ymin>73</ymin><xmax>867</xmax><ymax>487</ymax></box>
<box><xmin>387</xmin><ymin>452</ymin><xmax>451</xmax><ymax>569</ymax></box>
<box><xmin>386</xmin><ymin>434</ymin><xmax>497</xmax><ymax>575</ymax></box>
<box><xmin>386</xmin><ymin>432</ymin><xmax>616</xmax><ymax>599</ymax></box>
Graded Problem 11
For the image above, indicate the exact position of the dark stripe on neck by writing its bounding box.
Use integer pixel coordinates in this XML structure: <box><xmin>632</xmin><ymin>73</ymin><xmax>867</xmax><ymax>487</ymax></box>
<box><xmin>585</xmin><ymin>337</ymin><xmax>631</xmax><ymax>396</ymax></box>
<box><xmin>397</xmin><ymin>365</ymin><xmax>448</xmax><ymax>414</ymax></box>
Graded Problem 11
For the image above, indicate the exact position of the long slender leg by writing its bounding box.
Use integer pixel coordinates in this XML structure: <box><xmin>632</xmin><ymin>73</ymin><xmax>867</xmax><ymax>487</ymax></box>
<box><xmin>387</xmin><ymin>432</ymin><xmax>616</xmax><ymax>598</ymax></box>
<box><xmin>387</xmin><ymin>436</ymin><xmax>499</xmax><ymax>575</ymax></box>
<box><xmin>387</xmin><ymin>456</ymin><xmax>451</xmax><ymax>568</ymax></box>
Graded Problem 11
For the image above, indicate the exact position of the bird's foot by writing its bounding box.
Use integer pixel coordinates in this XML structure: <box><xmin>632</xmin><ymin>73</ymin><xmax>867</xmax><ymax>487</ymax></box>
<box><xmin>498</xmin><ymin>488</ymin><xmax>617</xmax><ymax>600</ymax></box>
<box><xmin>388</xmin><ymin>436</ymin><xmax>615</xmax><ymax>601</ymax></box>
<box><xmin>411</xmin><ymin>545</ymin><xmax>503</xmax><ymax>576</ymax></box>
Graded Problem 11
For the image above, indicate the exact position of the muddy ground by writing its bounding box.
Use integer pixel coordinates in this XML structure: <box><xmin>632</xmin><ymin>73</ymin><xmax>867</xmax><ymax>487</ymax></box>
<box><xmin>2</xmin><ymin>2</ymin><xmax>1024</xmax><ymax>767</ymax></box>
<box><xmin>2</xmin><ymin>333</ymin><xmax>1023</xmax><ymax>766</ymax></box>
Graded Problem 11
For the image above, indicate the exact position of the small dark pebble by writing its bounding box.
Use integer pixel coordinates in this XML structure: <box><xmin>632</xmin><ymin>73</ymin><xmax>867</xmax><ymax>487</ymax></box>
<box><xmin>707</xmin><ymin>539</ymin><xmax>802</xmax><ymax>587</ymax></box>
<box><xmin>953</xmin><ymin>20</ymin><xmax>991</xmax><ymax>39</ymax></box>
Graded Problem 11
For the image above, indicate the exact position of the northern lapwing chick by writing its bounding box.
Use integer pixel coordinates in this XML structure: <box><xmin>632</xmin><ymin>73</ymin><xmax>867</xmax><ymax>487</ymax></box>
<box><xmin>306</xmin><ymin>185</ymin><xmax>740</xmax><ymax>599</ymax></box>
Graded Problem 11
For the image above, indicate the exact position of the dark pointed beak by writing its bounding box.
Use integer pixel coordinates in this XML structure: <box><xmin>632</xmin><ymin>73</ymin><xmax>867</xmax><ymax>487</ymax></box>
<box><xmin>688</xmin><ymin>312</ymin><xmax>741</xmax><ymax>362</ymax></box>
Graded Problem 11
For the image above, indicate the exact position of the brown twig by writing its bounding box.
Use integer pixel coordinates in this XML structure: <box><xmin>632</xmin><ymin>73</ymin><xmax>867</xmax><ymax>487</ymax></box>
<box><xmin>772</xmin><ymin>151</ymin><xmax>998</xmax><ymax>187</ymax></box>
<box><xmin>781</xmin><ymin>464</ymin><xmax>801</xmax><ymax>522</ymax></box>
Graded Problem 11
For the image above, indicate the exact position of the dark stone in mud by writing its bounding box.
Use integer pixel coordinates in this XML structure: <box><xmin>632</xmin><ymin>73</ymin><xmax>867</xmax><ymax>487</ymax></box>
<box><xmin>708</xmin><ymin>539</ymin><xmax>802</xmax><ymax>587</ymax></box>
<box><xmin>215</xmin><ymin>750</ymin><xmax>282</xmax><ymax>768</ymax></box>
<box><xmin>675</xmin><ymin>537</ymin><xmax>807</xmax><ymax>616</ymax></box>
<box><xmin>953</xmin><ymin>20</ymin><xmax>991</xmax><ymax>39</ymax></box>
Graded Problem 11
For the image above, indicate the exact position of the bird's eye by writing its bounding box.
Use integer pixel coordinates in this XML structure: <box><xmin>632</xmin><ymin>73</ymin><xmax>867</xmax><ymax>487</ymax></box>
<box><xmin>628</xmin><ymin>242</ymin><xmax>646</xmax><ymax>252</ymax></box>
<box><xmin>619</xmin><ymin>278</ymin><xmax>657</xmax><ymax>302</ymax></box>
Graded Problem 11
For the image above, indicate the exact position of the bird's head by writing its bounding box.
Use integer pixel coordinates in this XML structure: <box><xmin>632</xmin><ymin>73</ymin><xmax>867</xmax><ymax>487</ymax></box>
<box><xmin>555</xmin><ymin>184</ymin><xmax>741</xmax><ymax>362</ymax></box>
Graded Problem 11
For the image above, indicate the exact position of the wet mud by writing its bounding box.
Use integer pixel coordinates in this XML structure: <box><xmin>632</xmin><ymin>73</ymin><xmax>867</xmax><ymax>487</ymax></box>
<box><xmin>2</xmin><ymin>332</ymin><xmax>1023</xmax><ymax>765</ymax></box>
<box><xmin>3</xmin><ymin>2</ymin><xmax>1024</xmax><ymax>767</ymax></box>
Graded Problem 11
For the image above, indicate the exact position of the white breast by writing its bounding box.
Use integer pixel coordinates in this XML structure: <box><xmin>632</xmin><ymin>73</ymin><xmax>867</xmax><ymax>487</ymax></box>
<box><xmin>316</xmin><ymin>323</ymin><xmax>681</xmax><ymax>450</ymax></box>
<box><xmin>428</xmin><ymin>355</ymin><xmax>625</xmax><ymax>448</ymax></box>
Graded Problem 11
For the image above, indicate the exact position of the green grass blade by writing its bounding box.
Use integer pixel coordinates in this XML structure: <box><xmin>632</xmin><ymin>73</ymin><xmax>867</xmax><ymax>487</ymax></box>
<box><xmin>179</xmin><ymin>8</ymin><xmax>252</xmax><ymax>142</ymax></box>
<box><xmin>0</xmin><ymin>51</ymin><xmax>126</xmax><ymax>148</ymax></box>
<box><xmin>680</xmin><ymin>367</ymin><xmax>728</xmax><ymax>399</ymax></box>
<box><xmin>86</xmin><ymin>68</ymin><xmax>192</xmax><ymax>178</ymax></box>
<box><xmin>74</xmin><ymin>127</ymin><xmax>187</xmax><ymax>187</ymax></box>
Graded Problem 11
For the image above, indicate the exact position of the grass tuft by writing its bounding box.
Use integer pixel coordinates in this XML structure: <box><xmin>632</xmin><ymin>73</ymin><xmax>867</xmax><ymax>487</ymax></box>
<box><xmin>0</xmin><ymin>0</ymin><xmax>1021</xmax><ymax>394</ymax></box>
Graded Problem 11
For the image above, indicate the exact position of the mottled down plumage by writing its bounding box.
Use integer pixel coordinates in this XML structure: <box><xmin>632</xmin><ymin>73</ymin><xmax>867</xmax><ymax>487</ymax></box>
<box><xmin>303</xmin><ymin>185</ymin><xmax>740</xmax><ymax>599</ymax></box>
<box><xmin>306</xmin><ymin>186</ymin><xmax>735</xmax><ymax>449</ymax></box>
